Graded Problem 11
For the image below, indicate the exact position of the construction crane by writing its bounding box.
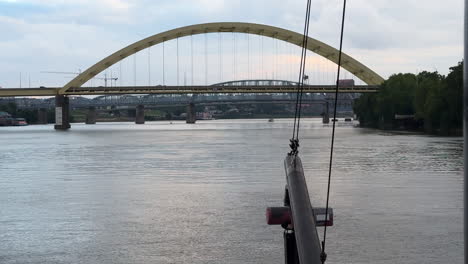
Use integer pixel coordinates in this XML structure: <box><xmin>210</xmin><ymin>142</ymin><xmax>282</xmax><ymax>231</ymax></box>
<box><xmin>41</xmin><ymin>71</ymin><xmax>118</xmax><ymax>87</ymax></box>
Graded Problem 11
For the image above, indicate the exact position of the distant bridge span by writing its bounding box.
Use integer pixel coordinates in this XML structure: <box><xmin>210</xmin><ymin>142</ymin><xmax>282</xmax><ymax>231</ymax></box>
<box><xmin>0</xmin><ymin>84</ymin><xmax>379</xmax><ymax>97</ymax></box>
<box><xmin>60</xmin><ymin>22</ymin><xmax>384</xmax><ymax>94</ymax></box>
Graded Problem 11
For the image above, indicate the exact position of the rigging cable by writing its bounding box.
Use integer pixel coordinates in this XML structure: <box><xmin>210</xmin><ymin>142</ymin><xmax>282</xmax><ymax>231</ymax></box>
<box><xmin>321</xmin><ymin>0</ymin><xmax>347</xmax><ymax>263</ymax></box>
<box><xmin>289</xmin><ymin>0</ymin><xmax>312</xmax><ymax>155</ymax></box>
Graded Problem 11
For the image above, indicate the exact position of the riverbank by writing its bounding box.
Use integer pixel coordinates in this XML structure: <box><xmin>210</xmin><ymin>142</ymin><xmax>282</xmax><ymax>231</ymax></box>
<box><xmin>358</xmin><ymin>121</ymin><xmax>462</xmax><ymax>137</ymax></box>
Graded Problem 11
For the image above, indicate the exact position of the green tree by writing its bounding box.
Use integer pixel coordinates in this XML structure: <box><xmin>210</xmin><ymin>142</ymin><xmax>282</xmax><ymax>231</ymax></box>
<box><xmin>354</xmin><ymin>61</ymin><xmax>463</xmax><ymax>135</ymax></box>
<box><xmin>443</xmin><ymin>62</ymin><xmax>463</xmax><ymax>130</ymax></box>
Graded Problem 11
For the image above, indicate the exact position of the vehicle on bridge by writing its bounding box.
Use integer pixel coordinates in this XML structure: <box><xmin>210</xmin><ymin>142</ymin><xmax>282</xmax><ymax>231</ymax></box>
<box><xmin>338</xmin><ymin>79</ymin><xmax>355</xmax><ymax>87</ymax></box>
<box><xmin>13</xmin><ymin>118</ymin><xmax>28</xmax><ymax>126</ymax></box>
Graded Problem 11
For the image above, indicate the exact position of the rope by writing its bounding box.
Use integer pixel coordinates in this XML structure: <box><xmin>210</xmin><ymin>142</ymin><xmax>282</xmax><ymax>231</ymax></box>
<box><xmin>321</xmin><ymin>0</ymin><xmax>347</xmax><ymax>263</ymax></box>
<box><xmin>289</xmin><ymin>0</ymin><xmax>312</xmax><ymax>155</ymax></box>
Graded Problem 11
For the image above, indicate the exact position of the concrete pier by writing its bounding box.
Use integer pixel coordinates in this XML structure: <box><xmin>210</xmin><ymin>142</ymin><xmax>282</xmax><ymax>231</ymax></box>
<box><xmin>322</xmin><ymin>101</ymin><xmax>330</xmax><ymax>124</ymax></box>
<box><xmin>54</xmin><ymin>95</ymin><xmax>70</xmax><ymax>130</ymax></box>
<box><xmin>37</xmin><ymin>108</ymin><xmax>48</xmax><ymax>124</ymax></box>
<box><xmin>186</xmin><ymin>103</ymin><xmax>196</xmax><ymax>124</ymax></box>
<box><xmin>135</xmin><ymin>104</ymin><xmax>145</xmax><ymax>124</ymax></box>
<box><xmin>85</xmin><ymin>106</ymin><xmax>97</xmax><ymax>124</ymax></box>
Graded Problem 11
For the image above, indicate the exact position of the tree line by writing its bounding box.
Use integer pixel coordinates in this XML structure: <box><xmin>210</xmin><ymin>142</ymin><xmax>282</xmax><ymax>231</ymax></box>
<box><xmin>0</xmin><ymin>102</ymin><xmax>55</xmax><ymax>123</ymax></box>
<box><xmin>353</xmin><ymin>61</ymin><xmax>463</xmax><ymax>135</ymax></box>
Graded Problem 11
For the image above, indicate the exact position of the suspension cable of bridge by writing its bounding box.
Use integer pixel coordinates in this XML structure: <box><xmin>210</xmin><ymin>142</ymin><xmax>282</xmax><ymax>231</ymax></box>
<box><xmin>288</xmin><ymin>40</ymin><xmax>292</xmax><ymax>82</ymax></box>
<box><xmin>204</xmin><ymin>33</ymin><xmax>208</xmax><ymax>85</ymax></box>
<box><xmin>133</xmin><ymin>54</ymin><xmax>136</xmax><ymax>86</ymax></box>
<box><xmin>261</xmin><ymin>33</ymin><xmax>264</xmax><ymax>79</ymax></box>
<box><xmin>219</xmin><ymin>33</ymin><xmax>222</xmax><ymax>83</ymax></box>
<box><xmin>162</xmin><ymin>41</ymin><xmax>165</xmax><ymax>85</ymax></box>
<box><xmin>177</xmin><ymin>37</ymin><xmax>180</xmax><ymax>86</ymax></box>
<box><xmin>247</xmin><ymin>32</ymin><xmax>251</xmax><ymax>80</ymax></box>
<box><xmin>257</xmin><ymin>34</ymin><xmax>260</xmax><ymax>80</ymax></box>
<box><xmin>148</xmin><ymin>46</ymin><xmax>151</xmax><ymax>86</ymax></box>
<box><xmin>275</xmin><ymin>36</ymin><xmax>278</xmax><ymax>80</ymax></box>
<box><xmin>232</xmin><ymin>32</ymin><xmax>236</xmax><ymax>81</ymax></box>
<box><xmin>191</xmin><ymin>35</ymin><xmax>194</xmax><ymax>86</ymax></box>
<box><xmin>119</xmin><ymin>61</ymin><xmax>122</xmax><ymax>86</ymax></box>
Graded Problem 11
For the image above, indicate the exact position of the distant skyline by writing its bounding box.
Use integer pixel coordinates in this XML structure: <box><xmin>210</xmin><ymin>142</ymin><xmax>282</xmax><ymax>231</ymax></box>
<box><xmin>0</xmin><ymin>0</ymin><xmax>463</xmax><ymax>88</ymax></box>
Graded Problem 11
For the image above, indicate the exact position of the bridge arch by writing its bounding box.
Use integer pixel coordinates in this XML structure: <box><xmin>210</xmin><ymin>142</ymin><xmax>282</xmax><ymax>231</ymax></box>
<box><xmin>60</xmin><ymin>22</ymin><xmax>384</xmax><ymax>94</ymax></box>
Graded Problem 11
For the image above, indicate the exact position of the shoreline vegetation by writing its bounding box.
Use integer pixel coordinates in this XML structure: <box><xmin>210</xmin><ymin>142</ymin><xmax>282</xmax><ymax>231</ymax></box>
<box><xmin>353</xmin><ymin>61</ymin><xmax>463</xmax><ymax>136</ymax></box>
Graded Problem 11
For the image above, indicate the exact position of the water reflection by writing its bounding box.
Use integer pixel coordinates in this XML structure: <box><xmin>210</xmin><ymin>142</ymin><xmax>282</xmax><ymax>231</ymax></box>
<box><xmin>0</xmin><ymin>119</ymin><xmax>462</xmax><ymax>263</ymax></box>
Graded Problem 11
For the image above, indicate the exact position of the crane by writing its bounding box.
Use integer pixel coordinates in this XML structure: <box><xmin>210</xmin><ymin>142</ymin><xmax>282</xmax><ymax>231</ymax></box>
<box><xmin>41</xmin><ymin>71</ymin><xmax>118</xmax><ymax>87</ymax></box>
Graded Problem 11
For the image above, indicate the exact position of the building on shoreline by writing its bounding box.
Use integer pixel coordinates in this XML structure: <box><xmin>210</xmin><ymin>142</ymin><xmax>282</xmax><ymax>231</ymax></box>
<box><xmin>0</xmin><ymin>111</ymin><xmax>13</xmax><ymax>126</ymax></box>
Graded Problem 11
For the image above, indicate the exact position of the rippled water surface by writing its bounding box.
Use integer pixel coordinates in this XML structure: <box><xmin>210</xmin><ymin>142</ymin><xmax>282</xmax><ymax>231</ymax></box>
<box><xmin>0</xmin><ymin>119</ymin><xmax>463</xmax><ymax>263</ymax></box>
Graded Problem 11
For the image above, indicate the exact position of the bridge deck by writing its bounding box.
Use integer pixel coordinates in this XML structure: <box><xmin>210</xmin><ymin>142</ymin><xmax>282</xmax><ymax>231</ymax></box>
<box><xmin>0</xmin><ymin>85</ymin><xmax>378</xmax><ymax>97</ymax></box>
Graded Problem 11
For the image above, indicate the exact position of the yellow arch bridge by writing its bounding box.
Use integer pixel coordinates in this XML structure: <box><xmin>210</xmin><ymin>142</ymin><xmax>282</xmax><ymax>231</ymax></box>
<box><xmin>0</xmin><ymin>22</ymin><xmax>384</xmax><ymax>129</ymax></box>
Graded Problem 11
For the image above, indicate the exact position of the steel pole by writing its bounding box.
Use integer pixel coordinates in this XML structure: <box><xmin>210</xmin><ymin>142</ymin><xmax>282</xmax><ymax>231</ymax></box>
<box><xmin>464</xmin><ymin>0</ymin><xmax>467</xmax><ymax>263</ymax></box>
<box><xmin>284</xmin><ymin>155</ymin><xmax>322</xmax><ymax>264</ymax></box>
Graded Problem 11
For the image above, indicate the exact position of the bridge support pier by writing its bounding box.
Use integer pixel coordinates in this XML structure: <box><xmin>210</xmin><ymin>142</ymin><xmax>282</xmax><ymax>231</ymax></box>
<box><xmin>85</xmin><ymin>106</ymin><xmax>96</xmax><ymax>124</ymax></box>
<box><xmin>37</xmin><ymin>108</ymin><xmax>48</xmax><ymax>124</ymax></box>
<box><xmin>135</xmin><ymin>105</ymin><xmax>145</xmax><ymax>124</ymax></box>
<box><xmin>186</xmin><ymin>103</ymin><xmax>196</xmax><ymax>124</ymax></box>
<box><xmin>54</xmin><ymin>95</ymin><xmax>71</xmax><ymax>130</ymax></box>
<box><xmin>322</xmin><ymin>102</ymin><xmax>330</xmax><ymax>124</ymax></box>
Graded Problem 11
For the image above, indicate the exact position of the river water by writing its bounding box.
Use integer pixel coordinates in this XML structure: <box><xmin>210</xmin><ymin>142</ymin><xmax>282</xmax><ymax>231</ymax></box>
<box><xmin>0</xmin><ymin>119</ymin><xmax>463</xmax><ymax>263</ymax></box>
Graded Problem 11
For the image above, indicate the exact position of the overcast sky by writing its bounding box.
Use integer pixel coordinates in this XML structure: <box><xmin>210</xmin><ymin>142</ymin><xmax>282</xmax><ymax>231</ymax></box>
<box><xmin>0</xmin><ymin>0</ymin><xmax>463</xmax><ymax>88</ymax></box>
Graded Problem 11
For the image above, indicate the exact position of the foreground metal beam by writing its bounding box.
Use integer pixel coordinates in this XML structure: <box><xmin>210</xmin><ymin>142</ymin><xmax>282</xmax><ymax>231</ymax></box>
<box><xmin>284</xmin><ymin>155</ymin><xmax>322</xmax><ymax>264</ymax></box>
<box><xmin>0</xmin><ymin>85</ymin><xmax>379</xmax><ymax>97</ymax></box>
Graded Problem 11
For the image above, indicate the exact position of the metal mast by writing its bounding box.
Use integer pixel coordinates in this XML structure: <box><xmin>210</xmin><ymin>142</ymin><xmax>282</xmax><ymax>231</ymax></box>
<box><xmin>464</xmin><ymin>1</ymin><xmax>467</xmax><ymax>263</ymax></box>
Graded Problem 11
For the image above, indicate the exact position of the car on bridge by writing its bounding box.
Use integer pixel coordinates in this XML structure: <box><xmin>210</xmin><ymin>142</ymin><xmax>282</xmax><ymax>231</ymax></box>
<box><xmin>338</xmin><ymin>79</ymin><xmax>355</xmax><ymax>87</ymax></box>
<box><xmin>13</xmin><ymin>118</ymin><xmax>28</xmax><ymax>126</ymax></box>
